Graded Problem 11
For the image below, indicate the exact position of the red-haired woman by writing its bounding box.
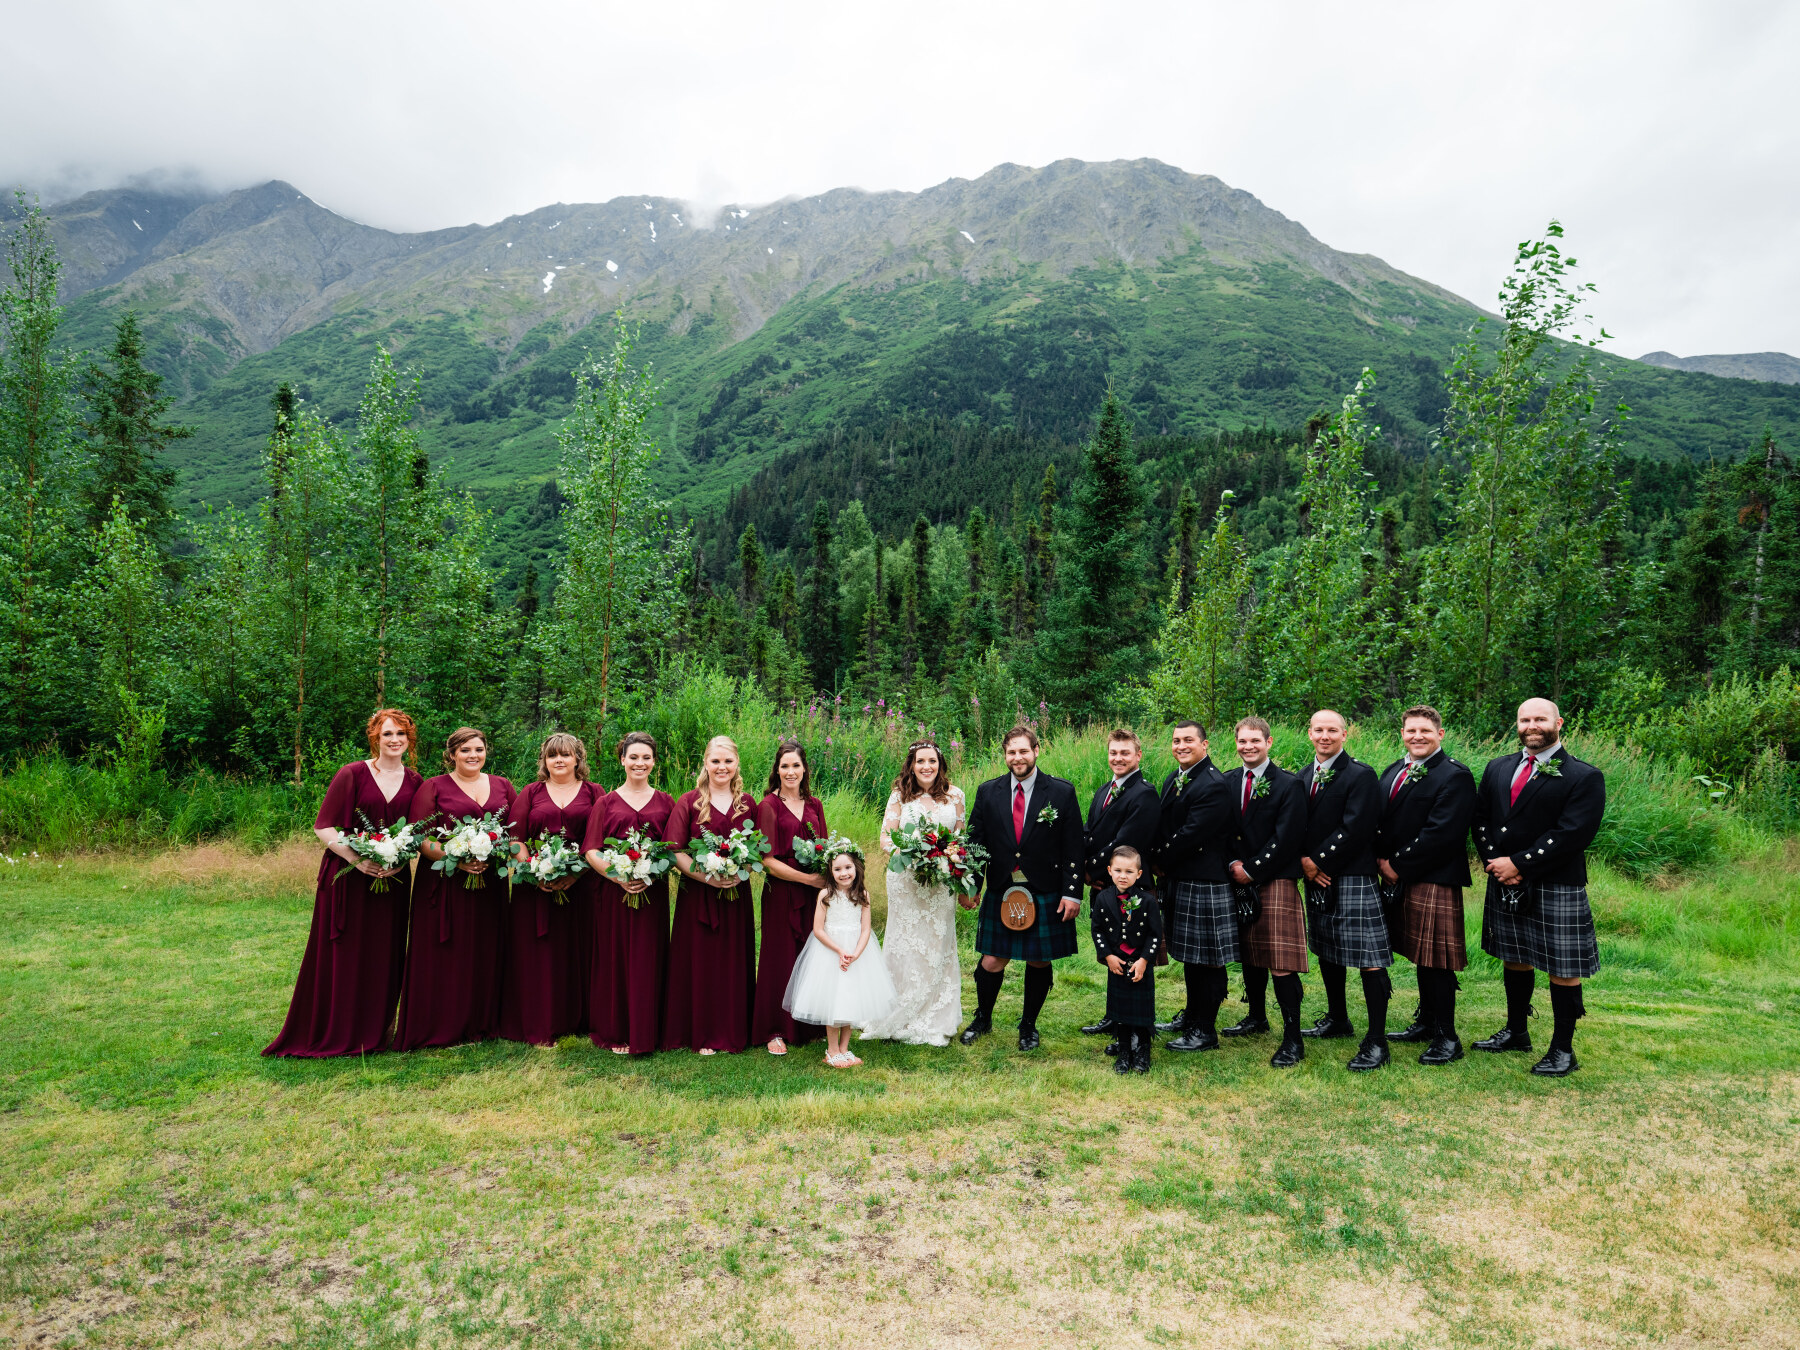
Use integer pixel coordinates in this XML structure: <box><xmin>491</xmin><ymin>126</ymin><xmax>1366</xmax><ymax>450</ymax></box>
<box><xmin>584</xmin><ymin>732</ymin><xmax>674</xmax><ymax>1056</ymax></box>
<box><xmin>661</xmin><ymin>735</ymin><xmax>759</xmax><ymax>1054</ymax></box>
<box><xmin>265</xmin><ymin>709</ymin><xmax>423</xmax><ymax>1057</ymax></box>
<box><xmin>394</xmin><ymin>727</ymin><xmax>516</xmax><ymax>1049</ymax></box>
<box><xmin>752</xmin><ymin>739</ymin><xmax>828</xmax><ymax>1055</ymax></box>
<box><xmin>499</xmin><ymin>732</ymin><xmax>597</xmax><ymax>1046</ymax></box>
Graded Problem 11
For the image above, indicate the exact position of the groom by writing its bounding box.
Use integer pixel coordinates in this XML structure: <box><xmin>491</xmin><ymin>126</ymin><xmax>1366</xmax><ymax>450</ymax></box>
<box><xmin>960</xmin><ymin>724</ymin><xmax>1084</xmax><ymax>1050</ymax></box>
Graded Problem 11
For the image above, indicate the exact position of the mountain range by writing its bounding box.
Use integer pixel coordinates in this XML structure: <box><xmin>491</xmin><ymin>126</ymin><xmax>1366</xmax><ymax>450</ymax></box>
<box><xmin>23</xmin><ymin>159</ymin><xmax>1800</xmax><ymax>527</ymax></box>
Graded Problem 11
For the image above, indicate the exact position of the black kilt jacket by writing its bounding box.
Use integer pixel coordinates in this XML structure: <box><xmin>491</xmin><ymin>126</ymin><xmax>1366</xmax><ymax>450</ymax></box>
<box><xmin>1472</xmin><ymin>747</ymin><xmax>1606</xmax><ymax>885</ymax></box>
<box><xmin>1226</xmin><ymin>763</ymin><xmax>1306</xmax><ymax>883</ymax></box>
<box><xmin>967</xmin><ymin>770</ymin><xmax>1084</xmax><ymax>903</ymax></box>
<box><xmin>1375</xmin><ymin>749</ymin><xmax>1476</xmax><ymax>887</ymax></box>
<box><xmin>1151</xmin><ymin>758</ymin><xmax>1235</xmax><ymax>882</ymax></box>
<box><xmin>1298</xmin><ymin>754</ymin><xmax>1381</xmax><ymax>877</ymax></box>
<box><xmin>1090</xmin><ymin>883</ymin><xmax>1164</xmax><ymax>964</ymax></box>
<box><xmin>1082</xmin><ymin>768</ymin><xmax>1161</xmax><ymax>890</ymax></box>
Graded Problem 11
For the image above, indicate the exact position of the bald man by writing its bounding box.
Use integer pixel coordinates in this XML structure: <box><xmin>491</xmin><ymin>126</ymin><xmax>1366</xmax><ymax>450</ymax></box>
<box><xmin>1471</xmin><ymin>698</ymin><xmax>1606</xmax><ymax>1077</ymax></box>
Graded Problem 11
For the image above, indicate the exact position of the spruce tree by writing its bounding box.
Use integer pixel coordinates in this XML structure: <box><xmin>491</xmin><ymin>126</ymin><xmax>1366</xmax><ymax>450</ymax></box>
<box><xmin>79</xmin><ymin>309</ymin><xmax>190</xmax><ymax>556</ymax></box>
<box><xmin>1164</xmin><ymin>483</ymin><xmax>1199</xmax><ymax>611</ymax></box>
<box><xmin>804</xmin><ymin>499</ymin><xmax>838</xmax><ymax>686</ymax></box>
<box><xmin>900</xmin><ymin>514</ymin><xmax>929</xmax><ymax>681</ymax></box>
<box><xmin>855</xmin><ymin>541</ymin><xmax>888</xmax><ymax>697</ymax></box>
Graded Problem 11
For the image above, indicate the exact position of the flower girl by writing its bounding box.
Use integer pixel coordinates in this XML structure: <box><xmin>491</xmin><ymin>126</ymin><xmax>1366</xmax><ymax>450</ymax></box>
<box><xmin>783</xmin><ymin>851</ymin><xmax>897</xmax><ymax>1067</ymax></box>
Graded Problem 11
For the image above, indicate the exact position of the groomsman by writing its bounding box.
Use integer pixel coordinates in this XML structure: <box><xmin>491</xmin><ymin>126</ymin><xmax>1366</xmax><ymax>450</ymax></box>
<box><xmin>961</xmin><ymin>725</ymin><xmax>1085</xmax><ymax>1051</ymax></box>
<box><xmin>1150</xmin><ymin>721</ymin><xmax>1236</xmax><ymax>1050</ymax></box>
<box><xmin>1472</xmin><ymin>697</ymin><xmax>1606</xmax><ymax>1077</ymax></box>
<box><xmin>1375</xmin><ymin>705</ymin><xmax>1477</xmax><ymax>1065</ymax></box>
<box><xmin>1225</xmin><ymin>717</ymin><xmax>1309</xmax><ymax>1067</ymax></box>
<box><xmin>1079</xmin><ymin>729</ymin><xmax>1162</xmax><ymax>1039</ymax></box>
<box><xmin>1295</xmin><ymin>709</ymin><xmax>1393</xmax><ymax>1071</ymax></box>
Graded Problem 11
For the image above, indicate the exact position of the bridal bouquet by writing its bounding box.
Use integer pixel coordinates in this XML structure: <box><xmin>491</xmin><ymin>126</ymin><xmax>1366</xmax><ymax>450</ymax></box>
<box><xmin>793</xmin><ymin>832</ymin><xmax>862</xmax><ymax>878</ymax></box>
<box><xmin>501</xmin><ymin>832</ymin><xmax>588</xmax><ymax>896</ymax></box>
<box><xmin>690</xmin><ymin>822</ymin><xmax>771</xmax><ymax>886</ymax></box>
<box><xmin>591</xmin><ymin>827</ymin><xmax>676</xmax><ymax>907</ymax></box>
<box><xmin>886</xmin><ymin>821</ymin><xmax>988</xmax><ymax>900</ymax></box>
<box><xmin>333</xmin><ymin>811</ymin><xmax>431</xmax><ymax>893</ymax></box>
<box><xmin>432</xmin><ymin>811</ymin><xmax>511</xmax><ymax>890</ymax></box>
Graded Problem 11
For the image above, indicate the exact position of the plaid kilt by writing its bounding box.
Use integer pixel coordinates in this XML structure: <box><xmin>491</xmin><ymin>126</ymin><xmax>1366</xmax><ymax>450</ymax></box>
<box><xmin>975</xmin><ymin>890</ymin><xmax>1080</xmax><ymax>961</ymax></box>
<box><xmin>1305</xmin><ymin>874</ymin><xmax>1392</xmax><ymax>969</ymax></box>
<box><xmin>1105</xmin><ymin>966</ymin><xmax>1157</xmax><ymax>1026</ymax></box>
<box><xmin>1241</xmin><ymin>879</ymin><xmax>1310</xmax><ymax>973</ymax></box>
<box><xmin>1480</xmin><ymin>880</ymin><xmax>1601</xmax><ymax>979</ymax></box>
<box><xmin>1166</xmin><ymin>880</ymin><xmax>1240</xmax><ymax>966</ymax></box>
<box><xmin>1396</xmin><ymin>882</ymin><xmax>1467</xmax><ymax>971</ymax></box>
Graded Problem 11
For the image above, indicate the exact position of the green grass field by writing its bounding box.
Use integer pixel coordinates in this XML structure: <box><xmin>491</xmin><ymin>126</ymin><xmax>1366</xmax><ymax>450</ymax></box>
<box><xmin>3</xmin><ymin>827</ymin><xmax>1798</xmax><ymax>1348</ymax></box>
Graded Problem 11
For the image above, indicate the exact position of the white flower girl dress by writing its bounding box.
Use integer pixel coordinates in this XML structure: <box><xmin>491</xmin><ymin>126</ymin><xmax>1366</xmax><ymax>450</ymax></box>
<box><xmin>783</xmin><ymin>893</ymin><xmax>898</xmax><ymax>1030</ymax></box>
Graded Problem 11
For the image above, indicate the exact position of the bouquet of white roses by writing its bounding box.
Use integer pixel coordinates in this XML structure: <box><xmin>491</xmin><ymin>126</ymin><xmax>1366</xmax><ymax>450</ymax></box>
<box><xmin>792</xmin><ymin>831</ymin><xmax>862</xmax><ymax>879</ymax></box>
<box><xmin>432</xmin><ymin>811</ymin><xmax>511</xmax><ymax>890</ymax></box>
<box><xmin>591</xmin><ymin>827</ymin><xmax>676</xmax><ymax>908</ymax></box>
<box><xmin>501</xmin><ymin>832</ymin><xmax>588</xmax><ymax>896</ymax></box>
<box><xmin>887</xmin><ymin>820</ymin><xmax>988</xmax><ymax>900</ymax></box>
<box><xmin>333</xmin><ymin>810</ymin><xmax>432</xmax><ymax>893</ymax></box>
<box><xmin>691</xmin><ymin>822</ymin><xmax>771</xmax><ymax>887</ymax></box>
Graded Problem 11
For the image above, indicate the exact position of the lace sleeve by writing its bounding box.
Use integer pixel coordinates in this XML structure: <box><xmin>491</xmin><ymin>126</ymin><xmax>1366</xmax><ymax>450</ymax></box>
<box><xmin>952</xmin><ymin>784</ymin><xmax>967</xmax><ymax>832</ymax></box>
<box><xmin>880</xmin><ymin>790</ymin><xmax>903</xmax><ymax>853</ymax></box>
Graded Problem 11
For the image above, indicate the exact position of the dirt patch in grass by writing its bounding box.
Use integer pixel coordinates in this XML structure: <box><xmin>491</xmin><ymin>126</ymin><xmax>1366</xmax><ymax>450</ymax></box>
<box><xmin>138</xmin><ymin>836</ymin><xmax>323</xmax><ymax>894</ymax></box>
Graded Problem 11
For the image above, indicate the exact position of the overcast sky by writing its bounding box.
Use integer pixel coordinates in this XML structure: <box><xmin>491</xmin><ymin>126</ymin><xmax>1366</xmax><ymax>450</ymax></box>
<box><xmin>7</xmin><ymin>0</ymin><xmax>1796</xmax><ymax>357</ymax></box>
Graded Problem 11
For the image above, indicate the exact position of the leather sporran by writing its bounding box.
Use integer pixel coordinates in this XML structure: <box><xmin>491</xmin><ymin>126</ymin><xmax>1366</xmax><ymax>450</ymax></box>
<box><xmin>1304</xmin><ymin>879</ymin><xmax>1336</xmax><ymax>914</ymax></box>
<box><xmin>1000</xmin><ymin>883</ymin><xmax>1037</xmax><ymax>931</ymax></box>
<box><xmin>1231</xmin><ymin>883</ymin><xmax>1261</xmax><ymax>926</ymax></box>
<box><xmin>1496</xmin><ymin>883</ymin><xmax>1535</xmax><ymax>917</ymax></box>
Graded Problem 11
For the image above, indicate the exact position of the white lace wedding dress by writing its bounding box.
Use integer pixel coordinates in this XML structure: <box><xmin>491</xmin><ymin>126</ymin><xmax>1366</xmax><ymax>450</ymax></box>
<box><xmin>861</xmin><ymin>785</ymin><xmax>966</xmax><ymax>1047</ymax></box>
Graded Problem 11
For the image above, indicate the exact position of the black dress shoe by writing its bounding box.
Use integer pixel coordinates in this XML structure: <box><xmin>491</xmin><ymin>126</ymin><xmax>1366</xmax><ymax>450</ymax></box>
<box><xmin>1419</xmin><ymin>1035</ymin><xmax>1464</xmax><ymax>1065</ymax></box>
<box><xmin>1220</xmin><ymin>1015</ymin><xmax>1270</xmax><ymax>1038</ymax></box>
<box><xmin>1473</xmin><ymin>1026</ymin><xmax>1534</xmax><ymax>1053</ymax></box>
<box><xmin>1154</xmin><ymin>1008</ymin><xmax>1188</xmax><ymax>1034</ymax></box>
<box><xmin>1301</xmin><ymin>1014</ymin><xmax>1356</xmax><ymax>1040</ymax></box>
<box><xmin>1270</xmin><ymin>1036</ymin><xmax>1305</xmax><ymax>1068</ymax></box>
<box><xmin>1166</xmin><ymin>1027</ymin><xmax>1219</xmax><ymax>1052</ymax></box>
<box><xmin>1388</xmin><ymin>1020</ymin><xmax>1434</xmax><ymax>1043</ymax></box>
<box><xmin>1112</xmin><ymin>1048</ymin><xmax>1133</xmax><ymax>1075</ymax></box>
<box><xmin>1082</xmin><ymin>1016</ymin><xmax>1117</xmax><ymax>1036</ymax></box>
<box><xmin>1346</xmin><ymin>1039</ymin><xmax>1390</xmax><ymax>1072</ymax></box>
<box><xmin>958</xmin><ymin>1017</ymin><xmax>991</xmax><ymax>1046</ymax></box>
<box><xmin>1133</xmin><ymin>1038</ymin><xmax>1151</xmax><ymax>1074</ymax></box>
<box><xmin>1530</xmin><ymin>1047</ymin><xmax>1579</xmax><ymax>1077</ymax></box>
<box><xmin>1104</xmin><ymin>1038</ymin><xmax>1121</xmax><ymax>1056</ymax></box>
<box><xmin>1017</xmin><ymin>1025</ymin><xmax>1041</xmax><ymax>1052</ymax></box>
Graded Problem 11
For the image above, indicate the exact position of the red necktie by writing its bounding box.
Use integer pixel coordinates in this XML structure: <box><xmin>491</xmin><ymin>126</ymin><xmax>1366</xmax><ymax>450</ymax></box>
<box><xmin>1102</xmin><ymin>782</ymin><xmax>1116</xmax><ymax>811</ymax></box>
<box><xmin>1241</xmin><ymin>771</ymin><xmax>1254</xmax><ymax>813</ymax></box>
<box><xmin>1311</xmin><ymin>768</ymin><xmax>1322</xmax><ymax>798</ymax></box>
<box><xmin>1390</xmin><ymin>766</ymin><xmax>1410</xmax><ymax>800</ymax></box>
<box><xmin>1013</xmin><ymin>783</ymin><xmax>1026</xmax><ymax>841</ymax></box>
<box><xmin>1509</xmin><ymin>755</ymin><xmax>1534</xmax><ymax>806</ymax></box>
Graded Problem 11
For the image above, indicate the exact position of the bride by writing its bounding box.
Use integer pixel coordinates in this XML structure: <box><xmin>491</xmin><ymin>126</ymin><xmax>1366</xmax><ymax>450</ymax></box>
<box><xmin>862</xmin><ymin>741</ymin><xmax>965</xmax><ymax>1047</ymax></box>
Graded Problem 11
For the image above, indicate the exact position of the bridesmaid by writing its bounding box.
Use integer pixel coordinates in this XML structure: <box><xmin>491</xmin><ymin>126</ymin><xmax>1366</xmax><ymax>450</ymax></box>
<box><xmin>661</xmin><ymin>735</ymin><xmax>759</xmax><ymax>1054</ymax></box>
<box><xmin>265</xmin><ymin>709</ymin><xmax>423</xmax><ymax>1057</ymax></box>
<box><xmin>394</xmin><ymin>726</ymin><xmax>516</xmax><ymax>1050</ymax></box>
<box><xmin>752</xmin><ymin>739</ymin><xmax>828</xmax><ymax>1055</ymax></box>
<box><xmin>584</xmin><ymin>732</ymin><xmax>674</xmax><ymax>1056</ymax></box>
<box><xmin>498</xmin><ymin>733</ymin><xmax>597</xmax><ymax>1046</ymax></box>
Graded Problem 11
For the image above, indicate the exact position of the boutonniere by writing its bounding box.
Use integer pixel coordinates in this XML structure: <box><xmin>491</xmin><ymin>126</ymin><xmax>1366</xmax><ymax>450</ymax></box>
<box><xmin>1402</xmin><ymin>762</ymin><xmax>1429</xmax><ymax>788</ymax></box>
<box><xmin>1313</xmin><ymin>767</ymin><xmax>1337</xmax><ymax>789</ymax></box>
<box><xmin>1531</xmin><ymin>758</ymin><xmax>1562</xmax><ymax>778</ymax></box>
<box><xmin>1248</xmin><ymin>774</ymin><xmax>1270</xmax><ymax>801</ymax></box>
<box><xmin>1174</xmin><ymin>767</ymin><xmax>1193</xmax><ymax>795</ymax></box>
<box><xmin>1036</xmin><ymin>803</ymin><xmax>1059</xmax><ymax>825</ymax></box>
<box><xmin>1119</xmin><ymin>891</ymin><xmax>1142</xmax><ymax>914</ymax></box>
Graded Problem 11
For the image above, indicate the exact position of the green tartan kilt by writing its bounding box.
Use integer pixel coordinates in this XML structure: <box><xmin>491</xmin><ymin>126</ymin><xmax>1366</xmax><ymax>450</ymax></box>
<box><xmin>975</xmin><ymin>889</ymin><xmax>1080</xmax><ymax>961</ymax></box>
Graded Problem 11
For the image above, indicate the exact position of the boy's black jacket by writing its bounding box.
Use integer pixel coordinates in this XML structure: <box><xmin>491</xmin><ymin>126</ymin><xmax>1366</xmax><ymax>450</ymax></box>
<box><xmin>1090</xmin><ymin>883</ymin><xmax>1163</xmax><ymax>963</ymax></box>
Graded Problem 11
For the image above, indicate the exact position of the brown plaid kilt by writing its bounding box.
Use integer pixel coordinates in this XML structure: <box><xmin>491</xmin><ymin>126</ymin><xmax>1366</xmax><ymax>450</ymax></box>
<box><xmin>1396</xmin><ymin>882</ymin><xmax>1467</xmax><ymax>971</ymax></box>
<box><xmin>1239</xmin><ymin>879</ymin><xmax>1309</xmax><ymax>973</ymax></box>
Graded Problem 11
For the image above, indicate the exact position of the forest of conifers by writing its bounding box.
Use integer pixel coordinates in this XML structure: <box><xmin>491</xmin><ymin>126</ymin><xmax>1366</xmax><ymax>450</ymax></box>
<box><xmin>2</xmin><ymin>197</ymin><xmax>1797</xmax><ymax>832</ymax></box>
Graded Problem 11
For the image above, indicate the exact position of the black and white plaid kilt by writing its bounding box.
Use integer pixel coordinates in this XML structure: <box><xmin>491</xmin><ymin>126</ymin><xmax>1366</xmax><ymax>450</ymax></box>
<box><xmin>1480</xmin><ymin>880</ymin><xmax>1601</xmax><ymax>979</ymax></box>
<box><xmin>975</xmin><ymin>890</ymin><xmax>1081</xmax><ymax>961</ymax></box>
<box><xmin>1304</xmin><ymin>875</ymin><xmax>1393</xmax><ymax>969</ymax></box>
<box><xmin>1105</xmin><ymin>967</ymin><xmax>1157</xmax><ymax>1026</ymax></box>
<box><xmin>1165</xmin><ymin>880</ymin><xmax>1240</xmax><ymax>966</ymax></box>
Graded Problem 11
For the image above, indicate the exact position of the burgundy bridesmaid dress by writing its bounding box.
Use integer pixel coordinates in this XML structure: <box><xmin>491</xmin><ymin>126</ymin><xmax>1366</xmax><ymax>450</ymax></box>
<box><xmin>393</xmin><ymin>772</ymin><xmax>516</xmax><ymax>1050</ymax></box>
<box><xmin>584</xmin><ymin>787</ymin><xmax>674</xmax><ymax>1055</ymax></box>
<box><xmin>497</xmin><ymin>779</ymin><xmax>597</xmax><ymax>1046</ymax></box>
<box><xmin>660</xmin><ymin>789</ymin><xmax>759</xmax><ymax>1052</ymax></box>
<box><xmin>751</xmin><ymin>792</ymin><xmax>828</xmax><ymax>1048</ymax></box>
<box><xmin>265</xmin><ymin>761</ymin><xmax>423</xmax><ymax>1057</ymax></box>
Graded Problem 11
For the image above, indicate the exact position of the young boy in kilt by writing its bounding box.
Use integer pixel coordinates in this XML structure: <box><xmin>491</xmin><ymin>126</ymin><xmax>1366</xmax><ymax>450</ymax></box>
<box><xmin>1471</xmin><ymin>698</ymin><xmax>1606</xmax><ymax>1077</ymax></box>
<box><xmin>1090</xmin><ymin>846</ymin><xmax>1162</xmax><ymax>1073</ymax></box>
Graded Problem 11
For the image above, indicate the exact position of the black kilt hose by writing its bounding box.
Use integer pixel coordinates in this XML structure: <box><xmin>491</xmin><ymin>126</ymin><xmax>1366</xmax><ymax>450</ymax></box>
<box><xmin>974</xmin><ymin>891</ymin><xmax>1081</xmax><ymax>962</ymax></box>
<box><xmin>1304</xmin><ymin>874</ymin><xmax>1392</xmax><ymax>969</ymax></box>
<box><xmin>1480</xmin><ymin>880</ymin><xmax>1601</xmax><ymax>979</ymax></box>
<box><xmin>1240</xmin><ymin>878</ymin><xmax>1309</xmax><ymax>972</ymax></box>
<box><xmin>1166</xmin><ymin>880</ymin><xmax>1240</xmax><ymax>966</ymax></box>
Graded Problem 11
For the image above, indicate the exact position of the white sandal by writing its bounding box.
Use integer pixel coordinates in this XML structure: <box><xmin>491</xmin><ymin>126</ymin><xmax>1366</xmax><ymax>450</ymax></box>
<box><xmin>767</xmin><ymin>1038</ymin><xmax>788</xmax><ymax>1056</ymax></box>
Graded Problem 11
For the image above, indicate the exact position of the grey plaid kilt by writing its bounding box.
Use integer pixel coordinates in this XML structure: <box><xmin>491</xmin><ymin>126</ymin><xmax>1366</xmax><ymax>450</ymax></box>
<box><xmin>1480</xmin><ymin>880</ymin><xmax>1601</xmax><ymax>979</ymax></box>
<box><xmin>1304</xmin><ymin>874</ymin><xmax>1393</xmax><ymax>969</ymax></box>
<box><xmin>975</xmin><ymin>890</ymin><xmax>1081</xmax><ymax>962</ymax></box>
<box><xmin>1105</xmin><ymin>967</ymin><xmax>1157</xmax><ymax>1026</ymax></box>
<box><xmin>1165</xmin><ymin>880</ymin><xmax>1240</xmax><ymax>966</ymax></box>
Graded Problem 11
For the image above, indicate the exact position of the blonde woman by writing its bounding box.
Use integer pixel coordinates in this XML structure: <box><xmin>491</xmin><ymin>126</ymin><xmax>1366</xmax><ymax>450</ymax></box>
<box><xmin>660</xmin><ymin>735</ymin><xmax>759</xmax><ymax>1053</ymax></box>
